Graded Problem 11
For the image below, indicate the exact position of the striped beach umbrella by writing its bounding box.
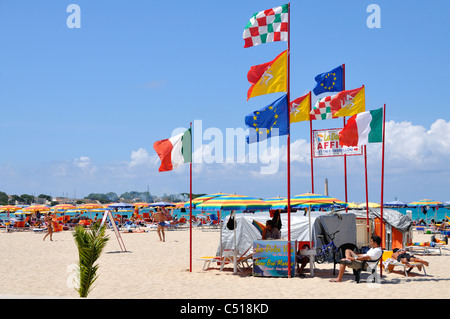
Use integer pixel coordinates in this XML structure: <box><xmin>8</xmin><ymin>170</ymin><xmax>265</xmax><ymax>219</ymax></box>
<box><xmin>52</xmin><ymin>204</ymin><xmax>77</xmax><ymax>211</ymax></box>
<box><xmin>183</xmin><ymin>192</ymin><xmax>231</xmax><ymax>208</ymax></box>
<box><xmin>0</xmin><ymin>205</ymin><xmax>20</xmax><ymax>212</ymax></box>
<box><xmin>408</xmin><ymin>199</ymin><xmax>442</xmax><ymax>207</ymax></box>
<box><xmin>196</xmin><ymin>194</ymin><xmax>271</xmax><ymax>211</ymax></box>
<box><xmin>270</xmin><ymin>193</ymin><xmax>348</xmax><ymax>210</ymax></box>
<box><xmin>23</xmin><ymin>205</ymin><xmax>51</xmax><ymax>212</ymax></box>
<box><xmin>77</xmin><ymin>203</ymin><xmax>103</xmax><ymax>210</ymax></box>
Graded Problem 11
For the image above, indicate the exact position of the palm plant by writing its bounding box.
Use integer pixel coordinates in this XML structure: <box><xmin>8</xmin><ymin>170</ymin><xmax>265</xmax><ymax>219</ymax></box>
<box><xmin>72</xmin><ymin>223</ymin><xmax>109</xmax><ymax>297</ymax></box>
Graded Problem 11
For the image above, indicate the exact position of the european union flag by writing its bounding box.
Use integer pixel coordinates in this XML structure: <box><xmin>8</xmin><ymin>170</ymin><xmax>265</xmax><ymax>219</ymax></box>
<box><xmin>245</xmin><ymin>94</ymin><xmax>289</xmax><ymax>144</ymax></box>
<box><xmin>313</xmin><ymin>65</ymin><xmax>344</xmax><ymax>96</ymax></box>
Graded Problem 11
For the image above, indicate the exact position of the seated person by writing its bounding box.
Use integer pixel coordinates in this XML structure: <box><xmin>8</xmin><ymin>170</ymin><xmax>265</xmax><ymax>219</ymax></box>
<box><xmin>261</xmin><ymin>220</ymin><xmax>281</xmax><ymax>240</ymax></box>
<box><xmin>330</xmin><ymin>235</ymin><xmax>382</xmax><ymax>283</ymax></box>
<box><xmin>392</xmin><ymin>248</ymin><xmax>429</xmax><ymax>272</ymax></box>
<box><xmin>295</xmin><ymin>244</ymin><xmax>310</xmax><ymax>277</ymax></box>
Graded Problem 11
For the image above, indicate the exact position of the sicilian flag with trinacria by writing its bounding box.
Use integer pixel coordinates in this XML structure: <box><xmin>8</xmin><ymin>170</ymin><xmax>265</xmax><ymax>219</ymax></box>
<box><xmin>153</xmin><ymin>128</ymin><xmax>192</xmax><ymax>172</ymax></box>
<box><xmin>310</xmin><ymin>86</ymin><xmax>365</xmax><ymax>120</ymax></box>
<box><xmin>247</xmin><ymin>50</ymin><xmax>287</xmax><ymax>100</ymax></box>
<box><xmin>290</xmin><ymin>93</ymin><xmax>310</xmax><ymax>123</ymax></box>
<box><xmin>243</xmin><ymin>4</ymin><xmax>289</xmax><ymax>48</ymax></box>
<box><xmin>339</xmin><ymin>108</ymin><xmax>383</xmax><ymax>146</ymax></box>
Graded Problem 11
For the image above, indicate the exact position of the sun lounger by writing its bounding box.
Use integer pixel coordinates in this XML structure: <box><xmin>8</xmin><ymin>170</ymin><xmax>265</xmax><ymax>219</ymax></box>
<box><xmin>382</xmin><ymin>251</ymin><xmax>427</xmax><ymax>277</ymax></box>
<box><xmin>406</xmin><ymin>242</ymin><xmax>442</xmax><ymax>255</ymax></box>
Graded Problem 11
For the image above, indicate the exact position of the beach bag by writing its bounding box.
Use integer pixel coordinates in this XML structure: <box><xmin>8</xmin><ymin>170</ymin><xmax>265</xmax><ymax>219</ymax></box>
<box><xmin>227</xmin><ymin>212</ymin><xmax>235</xmax><ymax>230</ymax></box>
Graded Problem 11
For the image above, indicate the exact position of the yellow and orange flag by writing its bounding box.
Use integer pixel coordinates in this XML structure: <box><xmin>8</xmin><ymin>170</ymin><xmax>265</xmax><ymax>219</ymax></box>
<box><xmin>290</xmin><ymin>93</ymin><xmax>310</xmax><ymax>123</ymax></box>
<box><xmin>247</xmin><ymin>50</ymin><xmax>287</xmax><ymax>100</ymax></box>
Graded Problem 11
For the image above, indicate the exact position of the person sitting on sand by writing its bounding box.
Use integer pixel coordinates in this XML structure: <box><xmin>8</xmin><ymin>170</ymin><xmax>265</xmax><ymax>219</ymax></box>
<box><xmin>392</xmin><ymin>248</ymin><xmax>429</xmax><ymax>272</ymax></box>
<box><xmin>330</xmin><ymin>235</ymin><xmax>382</xmax><ymax>282</ymax></box>
<box><xmin>262</xmin><ymin>220</ymin><xmax>281</xmax><ymax>240</ymax></box>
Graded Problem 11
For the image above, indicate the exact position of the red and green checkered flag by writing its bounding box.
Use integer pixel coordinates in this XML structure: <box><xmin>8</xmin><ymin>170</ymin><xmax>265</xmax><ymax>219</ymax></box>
<box><xmin>243</xmin><ymin>4</ymin><xmax>289</xmax><ymax>48</ymax></box>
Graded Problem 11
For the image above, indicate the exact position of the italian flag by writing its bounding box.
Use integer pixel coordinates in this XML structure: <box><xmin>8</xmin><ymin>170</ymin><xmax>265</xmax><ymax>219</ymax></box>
<box><xmin>153</xmin><ymin>129</ymin><xmax>192</xmax><ymax>172</ymax></box>
<box><xmin>339</xmin><ymin>108</ymin><xmax>383</xmax><ymax>146</ymax></box>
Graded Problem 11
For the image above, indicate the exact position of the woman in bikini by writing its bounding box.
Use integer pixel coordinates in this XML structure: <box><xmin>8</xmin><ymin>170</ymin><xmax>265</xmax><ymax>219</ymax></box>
<box><xmin>43</xmin><ymin>213</ymin><xmax>53</xmax><ymax>241</ymax></box>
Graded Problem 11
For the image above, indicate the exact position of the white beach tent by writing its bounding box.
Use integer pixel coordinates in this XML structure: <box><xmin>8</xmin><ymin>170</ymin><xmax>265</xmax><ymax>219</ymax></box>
<box><xmin>217</xmin><ymin>211</ymin><xmax>357</xmax><ymax>260</ymax></box>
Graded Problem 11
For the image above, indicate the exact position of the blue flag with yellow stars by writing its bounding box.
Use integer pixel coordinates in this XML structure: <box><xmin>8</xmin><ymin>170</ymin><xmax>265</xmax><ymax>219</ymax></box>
<box><xmin>245</xmin><ymin>94</ymin><xmax>289</xmax><ymax>144</ymax></box>
<box><xmin>313</xmin><ymin>65</ymin><xmax>344</xmax><ymax>95</ymax></box>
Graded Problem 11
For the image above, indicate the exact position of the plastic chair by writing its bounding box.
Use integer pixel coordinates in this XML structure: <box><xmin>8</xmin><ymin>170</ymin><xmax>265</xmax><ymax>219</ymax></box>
<box><xmin>333</xmin><ymin>243</ymin><xmax>359</xmax><ymax>275</ymax></box>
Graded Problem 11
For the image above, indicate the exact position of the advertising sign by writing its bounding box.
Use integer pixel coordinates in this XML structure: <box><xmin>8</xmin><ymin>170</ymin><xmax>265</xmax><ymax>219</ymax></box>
<box><xmin>313</xmin><ymin>128</ymin><xmax>363</xmax><ymax>158</ymax></box>
<box><xmin>253</xmin><ymin>240</ymin><xmax>296</xmax><ymax>277</ymax></box>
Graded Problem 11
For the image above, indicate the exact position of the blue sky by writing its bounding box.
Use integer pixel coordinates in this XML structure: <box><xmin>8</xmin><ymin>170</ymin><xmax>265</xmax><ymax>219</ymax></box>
<box><xmin>0</xmin><ymin>1</ymin><xmax>449</xmax><ymax>203</ymax></box>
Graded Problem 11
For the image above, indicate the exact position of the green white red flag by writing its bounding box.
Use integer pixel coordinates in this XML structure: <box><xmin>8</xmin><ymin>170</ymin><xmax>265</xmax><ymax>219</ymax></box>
<box><xmin>339</xmin><ymin>108</ymin><xmax>383</xmax><ymax>146</ymax></box>
<box><xmin>153</xmin><ymin>129</ymin><xmax>192</xmax><ymax>172</ymax></box>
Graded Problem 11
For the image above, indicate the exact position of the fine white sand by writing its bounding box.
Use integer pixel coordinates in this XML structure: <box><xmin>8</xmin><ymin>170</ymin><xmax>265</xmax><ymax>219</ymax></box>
<box><xmin>0</xmin><ymin>227</ymin><xmax>448</xmax><ymax>299</ymax></box>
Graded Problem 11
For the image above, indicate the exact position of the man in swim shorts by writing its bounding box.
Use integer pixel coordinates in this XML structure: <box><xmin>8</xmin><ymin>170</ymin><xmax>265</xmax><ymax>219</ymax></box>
<box><xmin>154</xmin><ymin>207</ymin><xmax>166</xmax><ymax>242</ymax></box>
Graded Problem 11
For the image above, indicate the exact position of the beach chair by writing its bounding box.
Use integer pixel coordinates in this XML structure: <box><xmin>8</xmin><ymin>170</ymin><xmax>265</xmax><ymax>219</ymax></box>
<box><xmin>198</xmin><ymin>245</ymin><xmax>253</xmax><ymax>272</ymax></box>
<box><xmin>10</xmin><ymin>218</ymin><xmax>30</xmax><ymax>231</ymax></box>
<box><xmin>333</xmin><ymin>243</ymin><xmax>359</xmax><ymax>275</ymax></box>
<box><xmin>406</xmin><ymin>242</ymin><xmax>442</xmax><ymax>255</ymax></box>
<box><xmin>346</xmin><ymin>250</ymin><xmax>383</xmax><ymax>283</ymax></box>
<box><xmin>51</xmin><ymin>222</ymin><xmax>64</xmax><ymax>232</ymax></box>
<box><xmin>382</xmin><ymin>250</ymin><xmax>427</xmax><ymax>277</ymax></box>
<box><xmin>142</xmin><ymin>212</ymin><xmax>151</xmax><ymax>222</ymax></box>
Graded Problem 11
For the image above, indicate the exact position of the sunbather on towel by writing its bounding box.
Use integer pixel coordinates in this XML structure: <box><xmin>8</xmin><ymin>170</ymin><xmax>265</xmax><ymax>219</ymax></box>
<box><xmin>392</xmin><ymin>248</ymin><xmax>429</xmax><ymax>271</ymax></box>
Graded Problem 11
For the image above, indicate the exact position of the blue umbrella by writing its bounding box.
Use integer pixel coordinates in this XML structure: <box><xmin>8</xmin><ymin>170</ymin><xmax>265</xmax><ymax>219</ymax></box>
<box><xmin>148</xmin><ymin>201</ymin><xmax>175</xmax><ymax>207</ymax></box>
<box><xmin>108</xmin><ymin>202</ymin><xmax>135</xmax><ymax>209</ymax></box>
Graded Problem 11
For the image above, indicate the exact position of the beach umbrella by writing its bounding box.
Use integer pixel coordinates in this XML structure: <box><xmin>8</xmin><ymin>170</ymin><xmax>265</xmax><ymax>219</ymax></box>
<box><xmin>23</xmin><ymin>205</ymin><xmax>51</xmax><ymax>212</ymax></box>
<box><xmin>384</xmin><ymin>200</ymin><xmax>407</xmax><ymax>207</ymax></box>
<box><xmin>183</xmin><ymin>192</ymin><xmax>231</xmax><ymax>208</ymax></box>
<box><xmin>408</xmin><ymin>199</ymin><xmax>442</xmax><ymax>207</ymax></box>
<box><xmin>0</xmin><ymin>205</ymin><xmax>20</xmax><ymax>212</ymax></box>
<box><xmin>77</xmin><ymin>203</ymin><xmax>103</xmax><ymax>210</ymax></box>
<box><xmin>408</xmin><ymin>199</ymin><xmax>443</xmax><ymax>222</ymax></box>
<box><xmin>133</xmin><ymin>202</ymin><xmax>149</xmax><ymax>208</ymax></box>
<box><xmin>148</xmin><ymin>201</ymin><xmax>175</xmax><ymax>207</ymax></box>
<box><xmin>196</xmin><ymin>194</ymin><xmax>271</xmax><ymax>211</ymax></box>
<box><xmin>0</xmin><ymin>205</ymin><xmax>20</xmax><ymax>218</ymax></box>
<box><xmin>52</xmin><ymin>204</ymin><xmax>76</xmax><ymax>211</ymax></box>
<box><xmin>347</xmin><ymin>202</ymin><xmax>360</xmax><ymax>208</ymax></box>
<box><xmin>107</xmin><ymin>202</ymin><xmax>135</xmax><ymax>209</ymax></box>
<box><xmin>269</xmin><ymin>193</ymin><xmax>348</xmax><ymax>210</ymax></box>
<box><xmin>358</xmin><ymin>202</ymin><xmax>381</xmax><ymax>208</ymax></box>
<box><xmin>174</xmin><ymin>202</ymin><xmax>187</xmax><ymax>208</ymax></box>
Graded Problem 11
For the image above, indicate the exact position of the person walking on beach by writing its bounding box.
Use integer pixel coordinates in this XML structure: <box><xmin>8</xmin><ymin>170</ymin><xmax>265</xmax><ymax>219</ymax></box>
<box><xmin>43</xmin><ymin>214</ymin><xmax>53</xmax><ymax>241</ymax></box>
<box><xmin>154</xmin><ymin>207</ymin><xmax>166</xmax><ymax>242</ymax></box>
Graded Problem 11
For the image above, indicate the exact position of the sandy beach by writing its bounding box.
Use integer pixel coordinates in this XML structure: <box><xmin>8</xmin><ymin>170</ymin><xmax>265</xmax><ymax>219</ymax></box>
<box><xmin>0</xmin><ymin>226</ymin><xmax>448</xmax><ymax>299</ymax></box>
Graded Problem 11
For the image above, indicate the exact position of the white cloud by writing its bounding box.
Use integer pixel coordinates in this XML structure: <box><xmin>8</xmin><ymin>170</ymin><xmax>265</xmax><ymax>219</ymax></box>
<box><xmin>129</xmin><ymin>148</ymin><xmax>159</xmax><ymax>168</ymax></box>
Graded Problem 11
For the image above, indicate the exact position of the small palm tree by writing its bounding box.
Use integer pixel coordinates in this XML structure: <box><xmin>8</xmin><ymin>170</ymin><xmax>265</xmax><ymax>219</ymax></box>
<box><xmin>73</xmin><ymin>223</ymin><xmax>109</xmax><ymax>297</ymax></box>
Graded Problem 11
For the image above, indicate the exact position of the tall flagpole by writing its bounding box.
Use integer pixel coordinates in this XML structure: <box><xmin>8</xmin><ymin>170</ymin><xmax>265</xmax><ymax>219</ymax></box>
<box><xmin>286</xmin><ymin>2</ymin><xmax>292</xmax><ymax>278</ymax></box>
<box><xmin>364</xmin><ymin>145</ymin><xmax>369</xmax><ymax>243</ymax></box>
<box><xmin>379</xmin><ymin>104</ymin><xmax>386</xmax><ymax>277</ymax></box>
<box><xmin>189</xmin><ymin>121</ymin><xmax>193</xmax><ymax>272</ymax></box>
<box><xmin>309</xmin><ymin>91</ymin><xmax>314</xmax><ymax>193</ymax></box>
<box><xmin>342</xmin><ymin>63</ymin><xmax>348</xmax><ymax>212</ymax></box>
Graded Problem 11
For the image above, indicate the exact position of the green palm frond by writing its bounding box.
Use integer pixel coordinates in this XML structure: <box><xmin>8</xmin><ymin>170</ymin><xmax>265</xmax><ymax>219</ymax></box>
<box><xmin>73</xmin><ymin>223</ymin><xmax>109</xmax><ymax>297</ymax></box>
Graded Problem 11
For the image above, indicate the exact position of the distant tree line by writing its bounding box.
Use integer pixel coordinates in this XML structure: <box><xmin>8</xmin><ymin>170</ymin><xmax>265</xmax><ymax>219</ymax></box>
<box><xmin>0</xmin><ymin>190</ymin><xmax>203</xmax><ymax>206</ymax></box>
